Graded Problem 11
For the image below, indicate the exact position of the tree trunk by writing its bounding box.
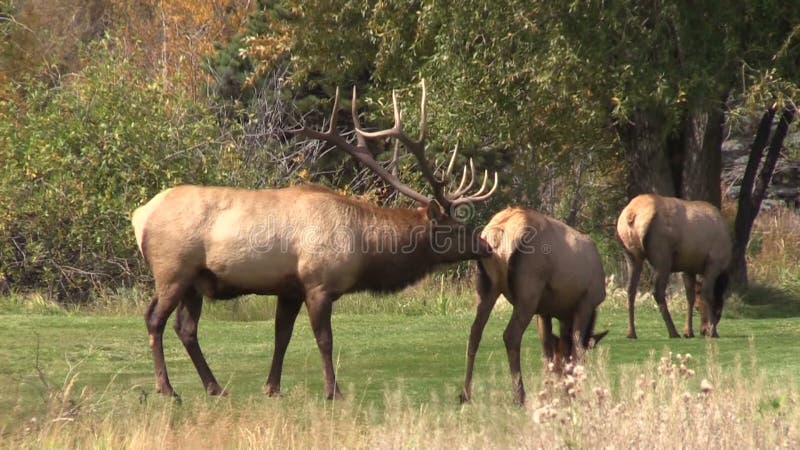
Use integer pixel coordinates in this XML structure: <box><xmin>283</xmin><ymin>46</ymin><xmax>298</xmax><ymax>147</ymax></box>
<box><xmin>564</xmin><ymin>158</ymin><xmax>586</xmax><ymax>227</ymax></box>
<box><xmin>730</xmin><ymin>103</ymin><xmax>796</xmax><ymax>287</ymax></box>
<box><xmin>617</xmin><ymin>109</ymin><xmax>676</xmax><ymax>198</ymax></box>
<box><xmin>680</xmin><ymin>107</ymin><xmax>724</xmax><ymax>206</ymax></box>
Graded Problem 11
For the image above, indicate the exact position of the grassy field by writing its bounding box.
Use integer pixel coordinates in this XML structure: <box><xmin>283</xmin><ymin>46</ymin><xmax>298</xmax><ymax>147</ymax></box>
<box><xmin>1</xmin><ymin>279</ymin><xmax>799</xmax><ymax>447</ymax></box>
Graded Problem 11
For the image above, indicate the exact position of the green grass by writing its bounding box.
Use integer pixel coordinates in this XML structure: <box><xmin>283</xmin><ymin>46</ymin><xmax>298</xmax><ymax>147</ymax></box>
<box><xmin>1</xmin><ymin>280</ymin><xmax>799</xmax><ymax>435</ymax></box>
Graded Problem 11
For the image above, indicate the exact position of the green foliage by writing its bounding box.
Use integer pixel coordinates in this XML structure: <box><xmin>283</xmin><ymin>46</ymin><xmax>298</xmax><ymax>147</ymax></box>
<box><xmin>0</xmin><ymin>40</ymin><xmax>222</xmax><ymax>299</ymax></box>
<box><xmin>207</xmin><ymin>0</ymin><xmax>292</xmax><ymax>100</ymax></box>
<box><xmin>214</xmin><ymin>0</ymin><xmax>629</xmax><ymax>218</ymax></box>
<box><xmin>545</xmin><ymin>1</ymin><xmax>800</xmax><ymax>124</ymax></box>
<box><xmin>2</xmin><ymin>0</ymin><xmax>799</xmax><ymax>299</ymax></box>
<box><xmin>220</xmin><ymin>0</ymin><xmax>800</xmax><ymax>211</ymax></box>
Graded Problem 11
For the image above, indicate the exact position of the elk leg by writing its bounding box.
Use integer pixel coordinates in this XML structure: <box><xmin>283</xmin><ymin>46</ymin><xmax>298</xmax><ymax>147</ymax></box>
<box><xmin>460</xmin><ymin>286</ymin><xmax>499</xmax><ymax>403</ymax></box>
<box><xmin>537</xmin><ymin>315</ymin><xmax>557</xmax><ymax>361</ymax></box>
<box><xmin>305</xmin><ymin>289</ymin><xmax>342</xmax><ymax>400</ymax></box>
<box><xmin>503</xmin><ymin>300</ymin><xmax>537</xmax><ymax>405</ymax></box>
<box><xmin>699</xmin><ymin>267</ymin><xmax>723</xmax><ymax>338</ymax></box>
<box><xmin>624</xmin><ymin>251</ymin><xmax>643</xmax><ymax>339</ymax></box>
<box><xmin>681</xmin><ymin>273</ymin><xmax>696</xmax><ymax>338</ymax></box>
<box><xmin>264</xmin><ymin>295</ymin><xmax>303</xmax><ymax>396</ymax></box>
<box><xmin>559</xmin><ymin>318</ymin><xmax>576</xmax><ymax>362</ymax></box>
<box><xmin>538</xmin><ymin>315</ymin><xmax>568</xmax><ymax>374</ymax></box>
<box><xmin>654</xmin><ymin>272</ymin><xmax>681</xmax><ymax>338</ymax></box>
<box><xmin>174</xmin><ymin>292</ymin><xmax>225</xmax><ymax>395</ymax></box>
<box><xmin>144</xmin><ymin>288</ymin><xmax>180</xmax><ymax>396</ymax></box>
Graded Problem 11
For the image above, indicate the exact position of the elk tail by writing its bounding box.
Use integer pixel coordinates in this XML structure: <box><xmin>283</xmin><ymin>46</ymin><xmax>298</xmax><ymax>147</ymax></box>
<box><xmin>131</xmin><ymin>188</ymin><xmax>173</xmax><ymax>266</ymax></box>
<box><xmin>506</xmin><ymin>246</ymin><xmax>523</xmax><ymax>302</ymax></box>
<box><xmin>624</xmin><ymin>207</ymin><xmax>657</xmax><ymax>255</ymax></box>
<box><xmin>131</xmin><ymin>207</ymin><xmax>150</xmax><ymax>265</ymax></box>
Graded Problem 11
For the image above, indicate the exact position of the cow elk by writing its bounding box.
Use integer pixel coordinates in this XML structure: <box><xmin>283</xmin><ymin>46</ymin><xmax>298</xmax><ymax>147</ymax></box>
<box><xmin>131</xmin><ymin>81</ymin><xmax>498</xmax><ymax>399</ymax></box>
<box><xmin>460</xmin><ymin>207</ymin><xmax>607</xmax><ymax>405</ymax></box>
<box><xmin>616</xmin><ymin>194</ymin><xmax>731</xmax><ymax>339</ymax></box>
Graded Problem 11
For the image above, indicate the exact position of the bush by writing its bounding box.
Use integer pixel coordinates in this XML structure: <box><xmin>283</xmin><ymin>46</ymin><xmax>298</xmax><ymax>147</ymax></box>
<box><xmin>0</xmin><ymin>41</ymin><xmax>222</xmax><ymax>299</ymax></box>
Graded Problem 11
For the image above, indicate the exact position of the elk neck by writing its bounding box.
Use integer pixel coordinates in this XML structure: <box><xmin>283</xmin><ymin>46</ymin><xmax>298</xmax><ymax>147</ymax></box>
<box><xmin>348</xmin><ymin>205</ymin><xmax>446</xmax><ymax>293</ymax></box>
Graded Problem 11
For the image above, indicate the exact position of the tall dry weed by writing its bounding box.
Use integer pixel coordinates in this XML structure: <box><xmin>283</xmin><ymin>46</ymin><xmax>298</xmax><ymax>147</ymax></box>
<box><xmin>745</xmin><ymin>207</ymin><xmax>800</xmax><ymax>286</ymax></box>
<box><xmin>3</xmin><ymin>344</ymin><xmax>797</xmax><ymax>449</ymax></box>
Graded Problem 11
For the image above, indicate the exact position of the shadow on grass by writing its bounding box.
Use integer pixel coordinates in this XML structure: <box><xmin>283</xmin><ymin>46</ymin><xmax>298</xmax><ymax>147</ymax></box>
<box><xmin>729</xmin><ymin>283</ymin><xmax>800</xmax><ymax>319</ymax></box>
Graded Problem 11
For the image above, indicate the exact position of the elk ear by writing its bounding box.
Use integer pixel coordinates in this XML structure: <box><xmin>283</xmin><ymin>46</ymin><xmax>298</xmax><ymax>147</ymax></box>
<box><xmin>589</xmin><ymin>330</ymin><xmax>609</xmax><ymax>348</ymax></box>
<box><xmin>426</xmin><ymin>200</ymin><xmax>445</xmax><ymax>221</ymax></box>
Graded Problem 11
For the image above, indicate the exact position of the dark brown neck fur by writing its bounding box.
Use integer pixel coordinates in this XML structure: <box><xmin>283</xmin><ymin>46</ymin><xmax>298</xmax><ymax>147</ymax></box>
<box><xmin>350</xmin><ymin>207</ymin><xmax>445</xmax><ymax>293</ymax></box>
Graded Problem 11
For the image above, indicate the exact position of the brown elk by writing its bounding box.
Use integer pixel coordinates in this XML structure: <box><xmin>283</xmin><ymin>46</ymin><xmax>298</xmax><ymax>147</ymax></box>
<box><xmin>616</xmin><ymin>194</ymin><xmax>731</xmax><ymax>339</ymax></box>
<box><xmin>131</xmin><ymin>82</ymin><xmax>498</xmax><ymax>399</ymax></box>
<box><xmin>460</xmin><ymin>207</ymin><xmax>607</xmax><ymax>405</ymax></box>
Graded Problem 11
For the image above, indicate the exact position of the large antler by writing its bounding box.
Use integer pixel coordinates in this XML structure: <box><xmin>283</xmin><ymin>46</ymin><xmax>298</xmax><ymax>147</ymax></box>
<box><xmin>290</xmin><ymin>80</ymin><xmax>498</xmax><ymax>210</ymax></box>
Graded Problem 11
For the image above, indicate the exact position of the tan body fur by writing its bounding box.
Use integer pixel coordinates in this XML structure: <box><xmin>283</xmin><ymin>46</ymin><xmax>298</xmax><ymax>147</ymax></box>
<box><xmin>616</xmin><ymin>194</ymin><xmax>731</xmax><ymax>338</ymax></box>
<box><xmin>461</xmin><ymin>207</ymin><xmax>606</xmax><ymax>404</ymax></box>
<box><xmin>133</xmin><ymin>184</ymin><xmax>489</xmax><ymax>399</ymax></box>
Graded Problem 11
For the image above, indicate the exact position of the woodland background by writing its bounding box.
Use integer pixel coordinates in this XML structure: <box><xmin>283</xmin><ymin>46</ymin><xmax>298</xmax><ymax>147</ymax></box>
<box><xmin>1</xmin><ymin>0</ymin><xmax>799</xmax><ymax>299</ymax></box>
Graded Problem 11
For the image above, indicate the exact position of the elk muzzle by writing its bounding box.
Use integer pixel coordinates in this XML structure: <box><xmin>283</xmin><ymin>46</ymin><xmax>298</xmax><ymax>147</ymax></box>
<box><xmin>476</xmin><ymin>236</ymin><xmax>493</xmax><ymax>257</ymax></box>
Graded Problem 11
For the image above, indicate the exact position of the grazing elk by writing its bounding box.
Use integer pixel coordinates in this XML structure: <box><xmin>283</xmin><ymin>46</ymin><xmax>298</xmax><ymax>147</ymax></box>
<box><xmin>131</xmin><ymin>82</ymin><xmax>498</xmax><ymax>399</ymax></box>
<box><xmin>616</xmin><ymin>194</ymin><xmax>731</xmax><ymax>339</ymax></box>
<box><xmin>460</xmin><ymin>207</ymin><xmax>607</xmax><ymax>405</ymax></box>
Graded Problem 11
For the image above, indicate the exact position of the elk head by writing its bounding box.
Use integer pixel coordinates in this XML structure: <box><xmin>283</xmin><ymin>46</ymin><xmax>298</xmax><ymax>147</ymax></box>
<box><xmin>290</xmin><ymin>80</ymin><xmax>498</xmax><ymax>261</ymax></box>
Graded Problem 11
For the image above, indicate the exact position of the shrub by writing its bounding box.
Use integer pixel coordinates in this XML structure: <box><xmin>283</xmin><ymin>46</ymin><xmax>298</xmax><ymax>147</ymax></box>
<box><xmin>0</xmin><ymin>41</ymin><xmax>222</xmax><ymax>299</ymax></box>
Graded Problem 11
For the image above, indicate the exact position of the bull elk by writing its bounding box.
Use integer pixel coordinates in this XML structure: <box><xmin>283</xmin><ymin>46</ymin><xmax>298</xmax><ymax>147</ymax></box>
<box><xmin>131</xmin><ymin>81</ymin><xmax>499</xmax><ymax>399</ymax></box>
<box><xmin>460</xmin><ymin>207</ymin><xmax>607</xmax><ymax>405</ymax></box>
<box><xmin>616</xmin><ymin>194</ymin><xmax>731</xmax><ymax>339</ymax></box>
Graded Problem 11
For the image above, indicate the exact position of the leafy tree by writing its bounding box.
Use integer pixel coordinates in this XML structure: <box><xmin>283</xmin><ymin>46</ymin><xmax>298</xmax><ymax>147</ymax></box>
<box><xmin>215</xmin><ymin>0</ymin><xmax>623</xmax><ymax>224</ymax></box>
<box><xmin>227</xmin><ymin>0</ymin><xmax>800</xmax><ymax>287</ymax></box>
<box><xmin>539</xmin><ymin>1</ymin><xmax>800</xmax><ymax>204</ymax></box>
<box><xmin>540</xmin><ymin>1</ymin><xmax>800</xmax><ymax>286</ymax></box>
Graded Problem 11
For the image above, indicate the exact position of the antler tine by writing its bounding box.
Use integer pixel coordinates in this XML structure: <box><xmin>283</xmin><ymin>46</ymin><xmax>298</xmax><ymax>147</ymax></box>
<box><xmin>350</xmin><ymin>86</ymin><xmax>370</xmax><ymax>149</ymax></box>
<box><xmin>286</xmin><ymin>87</ymin><xmax>342</xmax><ymax>140</ymax></box>
<box><xmin>470</xmin><ymin>170</ymin><xmax>489</xmax><ymax>197</ymax></box>
<box><xmin>418</xmin><ymin>79</ymin><xmax>427</xmax><ymax>143</ymax></box>
<box><xmin>326</xmin><ymin>87</ymin><xmax>340</xmax><ymax>134</ymax></box>
<box><xmin>391</xmin><ymin>140</ymin><xmax>400</xmax><ymax>177</ymax></box>
<box><xmin>451</xmin><ymin>165</ymin><xmax>468</xmax><ymax>195</ymax></box>
<box><xmin>350</xmin><ymin>79</ymin><xmax>447</xmax><ymax>205</ymax></box>
<box><xmin>289</xmin><ymin>86</ymin><xmax>431</xmax><ymax>205</ymax></box>
<box><xmin>293</xmin><ymin>81</ymin><xmax>495</xmax><ymax>209</ymax></box>
<box><xmin>478</xmin><ymin>172</ymin><xmax>499</xmax><ymax>199</ymax></box>
<box><xmin>441</xmin><ymin>144</ymin><xmax>458</xmax><ymax>181</ymax></box>
<box><xmin>448</xmin><ymin>158</ymin><xmax>476</xmax><ymax>198</ymax></box>
<box><xmin>355</xmin><ymin>89</ymin><xmax>403</xmax><ymax>140</ymax></box>
<box><xmin>451</xmin><ymin>172</ymin><xmax>499</xmax><ymax>206</ymax></box>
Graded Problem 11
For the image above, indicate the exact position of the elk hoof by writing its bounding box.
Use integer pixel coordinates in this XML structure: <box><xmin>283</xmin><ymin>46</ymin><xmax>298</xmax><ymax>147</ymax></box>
<box><xmin>263</xmin><ymin>385</ymin><xmax>281</xmax><ymax>397</ymax></box>
<box><xmin>326</xmin><ymin>391</ymin><xmax>344</xmax><ymax>401</ymax></box>
<box><xmin>157</xmin><ymin>388</ymin><xmax>182</xmax><ymax>404</ymax></box>
<box><xmin>459</xmin><ymin>391</ymin><xmax>472</xmax><ymax>404</ymax></box>
<box><xmin>207</xmin><ymin>384</ymin><xmax>228</xmax><ymax>396</ymax></box>
<box><xmin>683</xmin><ymin>331</ymin><xmax>695</xmax><ymax>338</ymax></box>
<box><xmin>700</xmin><ymin>326</ymin><xmax>717</xmax><ymax>337</ymax></box>
<box><xmin>626</xmin><ymin>332</ymin><xmax>638</xmax><ymax>339</ymax></box>
<box><xmin>156</xmin><ymin>385</ymin><xmax>177</xmax><ymax>397</ymax></box>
